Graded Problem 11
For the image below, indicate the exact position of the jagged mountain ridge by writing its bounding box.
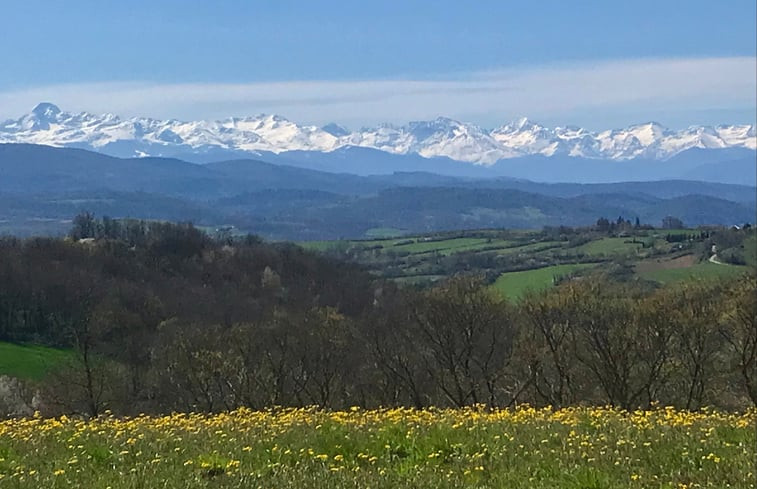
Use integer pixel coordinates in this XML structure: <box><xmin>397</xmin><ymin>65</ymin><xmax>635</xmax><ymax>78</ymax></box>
<box><xmin>0</xmin><ymin>103</ymin><xmax>754</xmax><ymax>164</ymax></box>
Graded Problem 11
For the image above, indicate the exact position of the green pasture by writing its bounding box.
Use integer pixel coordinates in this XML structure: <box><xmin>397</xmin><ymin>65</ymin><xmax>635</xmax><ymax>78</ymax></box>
<box><xmin>492</xmin><ymin>264</ymin><xmax>595</xmax><ymax>300</ymax></box>
<box><xmin>637</xmin><ymin>262</ymin><xmax>749</xmax><ymax>284</ymax></box>
<box><xmin>0</xmin><ymin>342</ymin><xmax>72</xmax><ymax>380</ymax></box>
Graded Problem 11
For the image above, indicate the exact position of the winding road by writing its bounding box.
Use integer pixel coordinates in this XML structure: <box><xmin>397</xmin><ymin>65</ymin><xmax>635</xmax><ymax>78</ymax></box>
<box><xmin>709</xmin><ymin>254</ymin><xmax>724</xmax><ymax>265</ymax></box>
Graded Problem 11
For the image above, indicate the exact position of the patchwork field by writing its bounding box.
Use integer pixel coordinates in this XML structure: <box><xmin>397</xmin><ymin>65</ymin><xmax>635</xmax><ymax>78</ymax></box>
<box><xmin>301</xmin><ymin>227</ymin><xmax>754</xmax><ymax>299</ymax></box>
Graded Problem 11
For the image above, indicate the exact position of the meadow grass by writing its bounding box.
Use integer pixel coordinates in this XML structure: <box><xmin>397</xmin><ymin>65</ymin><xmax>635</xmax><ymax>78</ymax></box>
<box><xmin>0</xmin><ymin>342</ymin><xmax>71</xmax><ymax>380</ymax></box>
<box><xmin>0</xmin><ymin>406</ymin><xmax>753</xmax><ymax>488</ymax></box>
<box><xmin>363</xmin><ymin>227</ymin><xmax>406</xmax><ymax>238</ymax></box>
<box><xmin>407</xmin><ymin>239</ymin><xmax>517</xmax><ymax>257</ymax></box>
<box><xmin>742</xmin><ymin>234</ymin><xmax>756</xmax><ymax>267</ymax></box>
<box><xmin>299</xmin><ymin>236</ymin><xmax>516</xmax><ymax>256</ymax></box>
<box><xmin>492</xmin><ymin>264</ymin><xmax>594</xmax><ymax>300</ymax></box>
<box><xmin>296</xmin><ymin>240</ymin><xmax>350</xmax><ymax>252</ymax></box>
<box><xmin>637</xmin><ymin>262</ymin><xmax>749</xmax><ymax>284</ymax></box>
<box><xmin>390</xmin><ymin>237</ymin><xmax>491</xmax><ymax>254</ymax></box>
<box><xmin>434</xmin><ymin>239</ymin><xmax>515</xmax><ymax>256</ymax></box>
<box><xmin>495</xmin><ymin>241</ymin><xmax>564</xmax><ymax>255</ymax></box>
<box><xmin>657</xmin><ymin>229</ymin><xmax>697</xmax><ymax>237</ymax></box>
<box><xmin>574</xmin><ymin>237</ymin><xmax>643</xmax><ymax>257</ymax></box>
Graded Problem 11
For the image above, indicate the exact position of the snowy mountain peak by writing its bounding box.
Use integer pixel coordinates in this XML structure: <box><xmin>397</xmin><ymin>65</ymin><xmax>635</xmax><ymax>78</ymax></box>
<box><xmin>31</xmin><ymin>102</ymin><xmax>62</xmax><ymax>119</ymax></box>
<box><xmin>321</xmin><ymin>123</ymin><xmax>350</xmax><ymax>137</ymax></box>
<box><xmin>1</xmin><ymin>103</ymin><xmax>754</xmax><ymax>164</ymax></box>
<box><xmin>511</xmin><ymin>116</ymin><xmax>536</xmax><ymax>130</ymax></box>
<box><xmin>408</xmin><ymin>117</ymin><xmax>470</xmax><ymax>138</ymax></box>
<box><xmin>631</xmin><ymin>121</ymin><xmax>664</xmax><ymax>128</ymax></box>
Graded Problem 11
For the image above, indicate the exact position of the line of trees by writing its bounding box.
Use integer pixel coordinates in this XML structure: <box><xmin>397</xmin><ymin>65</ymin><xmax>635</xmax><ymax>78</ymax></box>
<box><xmin>0</xmin><ymin>219</ymin><xmax>754</xmax><ymax>416</ymax></box>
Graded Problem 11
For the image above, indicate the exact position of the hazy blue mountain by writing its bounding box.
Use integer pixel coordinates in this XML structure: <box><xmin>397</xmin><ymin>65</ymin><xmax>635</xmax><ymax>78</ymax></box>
<box><xmin>1</xmin><ymin>144</ymin><xmax>754</xmax><ymax>239</ymax></box>
<box><xmin>683</xmin><ymin>157</ymin><xmax>757</xmax><ymax>186</ymax></box>
<box><xmin>3</xmin><ymin>144</ymin><xmax>754</xmax><ymax>200</ymax></box>
<box><xmin>0</xmin><ymin>143</ymin><xmax>229</xmax><ymax>197</ymax></box>
<box><xmin>257</xmin><ymin>146</ymin><xmax>489</xmax><ymax>177</ymax></box>
<box><xmin>252</xmin><ymin>146</ymin><xmax>756</xmax><ymax>183</ymax></box>
<box><xmin>224</xmin><ymin>188</ymin><xmax>754</xmax><ymax>239</ymax></box>
<box><xmin>486</xmin><ymin>148</ymin><xmax>756</xmax><ymax>184</ymax></box>
<box><xmin>321</xmin><ymin>123</ymin><xmax>351</xmax><ymax>137</ymax></box>
<box><xmin>454</xmin><ymin>179</ymin><xmax>757</xmax><ymax>204</ymax></box>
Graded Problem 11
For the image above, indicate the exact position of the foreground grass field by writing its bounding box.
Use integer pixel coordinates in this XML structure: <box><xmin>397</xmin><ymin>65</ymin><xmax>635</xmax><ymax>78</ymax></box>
<box><xmin>0</xmin><ymin>342</ymin><xmax>71</xmax><ymax>380</ymax></box>
<box><xmin>1</xmin><ymin>406</ymin><xmax>753</xmax><ymax>488</ymax></box>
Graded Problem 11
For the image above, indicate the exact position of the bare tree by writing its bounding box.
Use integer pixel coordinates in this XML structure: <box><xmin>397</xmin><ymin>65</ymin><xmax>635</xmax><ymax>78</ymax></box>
<box><xmin>520</xmin><ymin>285</ymin><xmax>586</xmax><ymax>407</ymax></box>
<box><xmin>573</xmin><ymin>282</ymin><xmax>674</xmax><ymax>410</ymax></box>
<box><xmin>659</xmin><ymin>281</ymin><xmax>726</xmax><ymax>409</ymax></box>
<box><xmin>720</xmin><ymin>275</ymin><xmax>757</xmax><ymax>406</ymax></box>
<box><xmin>411</xmin><ymin>276</ymin><xmax>517</xmax><ymax>407</ymax></box>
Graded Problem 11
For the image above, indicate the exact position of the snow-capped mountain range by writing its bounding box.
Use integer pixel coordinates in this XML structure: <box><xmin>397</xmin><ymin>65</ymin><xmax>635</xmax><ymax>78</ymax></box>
<box><xmin>1</xmin><ymin>103</ymin><xmax>755</xmax><ymax>164</ymax></box>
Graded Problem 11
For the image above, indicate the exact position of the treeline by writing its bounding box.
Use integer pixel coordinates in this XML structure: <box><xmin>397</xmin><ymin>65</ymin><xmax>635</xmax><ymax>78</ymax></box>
<box><xmin>0</xmin><ymin>219</ymin><xmax>754</xmax><ymax>416</ymax></box>
<box><xmin>666</xmin><ymin>232</ymin><xmax>710</xmax><ymax>243</ymax></box>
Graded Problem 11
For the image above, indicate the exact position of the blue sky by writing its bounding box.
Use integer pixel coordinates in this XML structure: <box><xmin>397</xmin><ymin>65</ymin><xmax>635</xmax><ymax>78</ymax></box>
<box><xmin>1</xmin><ymin>0</ymin><xmax>755</xmax><ymax>128</ymax></box>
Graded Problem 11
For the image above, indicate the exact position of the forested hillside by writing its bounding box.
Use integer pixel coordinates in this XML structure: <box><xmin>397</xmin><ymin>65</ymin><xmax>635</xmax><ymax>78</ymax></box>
<box><xmin>0</xmin><ymin>219</ymin><xmax>754</xmax><ymax>417</ymax></box>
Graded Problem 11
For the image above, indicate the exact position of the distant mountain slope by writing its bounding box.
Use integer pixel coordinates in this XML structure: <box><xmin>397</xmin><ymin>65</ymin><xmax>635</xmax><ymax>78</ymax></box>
<box><xmin>0</xmin><ymin>144</ymin><xmax>386</xmax><ymax>198</ymax></box>
<box><xmin>0</xmin><ymin>143</ymin><xmax>227</xmax><ymax>197</ymax></box>
<box><xmin>204</xmin><ymin>159</ymin><xmax>381</xmax><ymax>195</ymax></box>
<box><xmin>683</xmin><ymin>157</ymin><xmax>757</xmax><ymax>186</ymax></box>
<box><xmin>6</xmin><ymin>186</ymin><xmax>751</xmax><ymax>240</ymax></box>
<box><xmin>2</xmin><ymin>144</ymin><xmax>754</xmax><ymax>201</ymax></box>
<box><xmin>251</xmin><ymin>146</ymin><xmax>487</xmax><ymax>177</ymax></box>
<box><xmin>0</xmin><ymin>144</ymin><xmax>753</xmax><ymax>239</ymax></box>
<box><xmin>458</xmin><ymin>179</ymin><xmax>757</xmax><ymax>203</ymax></box>
<box><xmin>217</xmin><ymin>188</ymin><xmax>755</xmax><ymax>239</ymax></box>
<box><xmin>1</xmin><ymin>103</ymin><xmax>754</xmax><ymax>166</ymax></box>
<box><xmin>252</xmin><ymin>146</ymin><xmax>756</xmax><ymax>183</ymax></box>
<box><xmin>483</xmin><ymin>148</ymin><xmax>756</xmax><ymax>184</ymax></box>
<box><xmin>328</xmin><ymin>188</ymin><xmax>755</xmax><ymax>232</ymax></box>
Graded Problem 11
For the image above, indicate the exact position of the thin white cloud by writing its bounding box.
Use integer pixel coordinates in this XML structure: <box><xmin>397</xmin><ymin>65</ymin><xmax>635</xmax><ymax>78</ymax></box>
<box><xmin>0</xmin><ymin>57</ymin><xmax>754</xmax><ymax>128</ymax></box>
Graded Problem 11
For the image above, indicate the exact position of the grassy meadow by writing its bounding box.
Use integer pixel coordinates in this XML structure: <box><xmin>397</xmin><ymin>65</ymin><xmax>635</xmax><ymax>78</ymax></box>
<box><xmin>636</xmin><ymin>262</ymin><xmax>749</xmax><ymax>284</ymax></box>
<box><xmin>0</xmin><ymin>406</ymin><xmax>753</xmax><ymax>488</ymax></box>
<box><xmin>741</xmin><ymin>234</ymin><xmax>756</xmax><ymax>267</ymax></box>
<box><xmin>0</xmin><ymin>343</ymin><xmax>71</xmax><ymax>381</ymax></box>
<box><xmin>491</xmin><ymin>264</ymin><xmax>595</xmax><ymax>300</ymax></box>
<box><xmin>574</xmin><ymin>237</ymin><xmax>644</xmax><ymax>257</ymax></box>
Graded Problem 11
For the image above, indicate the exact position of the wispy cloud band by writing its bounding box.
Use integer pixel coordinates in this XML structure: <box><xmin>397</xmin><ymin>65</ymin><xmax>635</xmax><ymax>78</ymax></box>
<box><xmin>1</xmin><ymin>57</ymin><xmax>754</xmax><ymax>128</ymax></box>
